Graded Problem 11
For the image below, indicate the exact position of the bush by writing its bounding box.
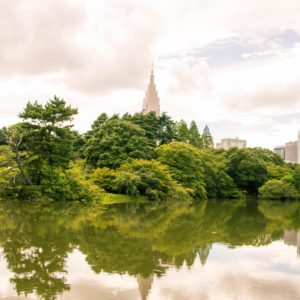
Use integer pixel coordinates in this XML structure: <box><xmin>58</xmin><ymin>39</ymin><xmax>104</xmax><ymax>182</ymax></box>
<box><xmin>42</xmin><ymin>165</ymin><xmax>102</xmax><ymax>201</ymax></box>
<box><xmin>90</xmin><ymin>167</ymin><xmax>117</xmax><ymax>193</ymax></box>
<box><xmin>156</xmin><ymin>142</ymin><xmax>207</xmax><ymax>199</ymax></box>
<box><xmin>91</xmin><ymin>159</ymin><xmax>190</xmax><ymax>201</ymax></box>
<box><xmin>259</xmin><ymin>179</ymin><xmax>299</xmax><ymax>200</ymax></box>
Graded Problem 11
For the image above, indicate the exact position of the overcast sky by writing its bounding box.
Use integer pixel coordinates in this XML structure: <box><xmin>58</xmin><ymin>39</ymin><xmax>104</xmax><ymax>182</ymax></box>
<box><xmin>1</xmin><ymin>0</ymin><xmax>300</xmax><ymax>148</ymax></box>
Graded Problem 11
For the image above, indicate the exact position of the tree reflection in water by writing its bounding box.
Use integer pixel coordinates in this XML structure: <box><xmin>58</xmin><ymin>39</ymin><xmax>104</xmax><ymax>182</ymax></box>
<box><xmin>0</xmin><ymin>198</ymin><xmax>300</xmax><ymax>299</ymax></box>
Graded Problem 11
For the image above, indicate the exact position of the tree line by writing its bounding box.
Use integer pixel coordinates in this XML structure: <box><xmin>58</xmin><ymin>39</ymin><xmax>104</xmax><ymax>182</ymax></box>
<box><xmin>0</xmin><ymin>96</ymin><xmax>299</xmax><ymax>201</ymax></box>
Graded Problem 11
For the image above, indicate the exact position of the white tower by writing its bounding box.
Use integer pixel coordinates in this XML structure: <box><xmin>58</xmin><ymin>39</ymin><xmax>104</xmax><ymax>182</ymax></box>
<box><xmin>142</xmin><ymin>64</ymin><xmax>160</xmax><ymax>116</ymax></box>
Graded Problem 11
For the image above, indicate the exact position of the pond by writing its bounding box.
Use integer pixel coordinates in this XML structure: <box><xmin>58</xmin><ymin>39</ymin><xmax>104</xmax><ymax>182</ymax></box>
<box><xmin>0</xmin><ymin>199</ymin><xmax>299</xmax><ymax>300</ymax></box>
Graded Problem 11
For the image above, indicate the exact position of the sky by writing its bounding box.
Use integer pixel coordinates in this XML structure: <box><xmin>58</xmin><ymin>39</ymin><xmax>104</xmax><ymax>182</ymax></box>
<box><xmin>0</xmin><ymin>0</ymin><xmax>300</xmax><ymax>148</ymax></box>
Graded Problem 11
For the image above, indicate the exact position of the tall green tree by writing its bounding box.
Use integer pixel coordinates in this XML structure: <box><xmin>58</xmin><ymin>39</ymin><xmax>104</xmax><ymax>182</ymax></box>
<box><xmin>18</xmin><ymin>96</ymin><xmax>78</xmax><ymax>183</ymax></box>
<box><xmin>72</xmin><ymin>131</ymin><xmax>86</xmax><ymax>159</ymax></box>
<box><xmin>156</xmin><ymin>142</ymin><xmax>207</xmax><ymax>199</ymax></box>
<box><xmin>124</xmin><ymin>112</ymin><xmax>160</xmax><ymax>146</ymax></box>
<box><xmin>85</xmin><ymin>119</ymin><xmax>154</xmax><ymax>168</ymax></box>
<box><xmin>158</xmin><ymin>113</ymin><xmax>178</xmax><ymax>145</ymax></box>
<box><xmin>123</xmin><ymin>112</ymin><xmax>177</xmax><ymax>146</ymax></box>
<box><xmin>177</xmin><ymin>120</ymin><xmax>190</xmax><ymax>143</ymax></box>
<box><xmin>85</xmin><ymin>113</ymin><xmax>108</xmax><ymax>140</ymax></box>
<box><xmin>91</xmin><ymin>113</ymin><xmax>109</xmax><ymax>130</ymax></box>
<box><xmin>188</xmin><ymin>121</ymin><xmax>202</xmax><ymax>148</ymax></box>
<box><xmin>201</xmin><ymin>125</ymin><xmax>214</xmax><ymax>149</ymax></box>
<box><xmin>226</xmin><ymin>148</ymin><xmax>268</xmax><ymax>194</ymax></box>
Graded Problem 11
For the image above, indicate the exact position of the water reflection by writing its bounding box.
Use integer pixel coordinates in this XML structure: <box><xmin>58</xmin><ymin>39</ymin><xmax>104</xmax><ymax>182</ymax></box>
<box><xmin>284</xmin><ymin>230</ymin><xmax>300</xmax><ymax>256</ymax></box>
<box><xmin>0</xmin><ymin>199</ymin><xmax>299</xmax><ymax>299</ymax></box>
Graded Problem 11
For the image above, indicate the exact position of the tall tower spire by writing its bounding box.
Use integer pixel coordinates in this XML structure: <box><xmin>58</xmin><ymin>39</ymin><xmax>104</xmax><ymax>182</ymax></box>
<box><xmin>142</xmin><ymin>64</ymin><xmax>160</xmax><ymax>116</ymax></box>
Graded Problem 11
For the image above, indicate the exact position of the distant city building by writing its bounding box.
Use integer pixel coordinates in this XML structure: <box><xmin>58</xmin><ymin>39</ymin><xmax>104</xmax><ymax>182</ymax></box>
<box><xmin>273</xmin><ymin>145</ymin><xmax>285</xmax><ymax>159</ymax></box>
<box><xmin>216</xmin><ymin>137</ymin><xmax>246</xmax><ymax>150</ymax></box>
<box><xmin>285</xmin><ymin>141</ymin><xmax>298</xmax><ymax>163</ymax></box>
<box><xmin>142</xmin><ymin>65</ymin><xmax>160</xmax><ymax>116</ymax></box>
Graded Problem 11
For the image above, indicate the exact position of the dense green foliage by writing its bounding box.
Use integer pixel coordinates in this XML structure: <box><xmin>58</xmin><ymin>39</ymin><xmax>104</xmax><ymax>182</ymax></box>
<box><xmin>226</xmin><ymin>148</ymin><xmax>269</xmax><ymax>194</ymax></box>
<box><xmin>19</xmin><ymin>96</ymin><xmax>78</xmax><ymax>172</ymax></box>
<box><xmin>91</xmin><ymin>159</ymin><xmax>189</xmax><ymax>200</ymax></box>
<box><xmin>1</xmin><ymin>96</ymin><xmax>300</xmax><ymax>201</ymax></box>
<box><xmin>85</xmin><ymin>119</ymin><xmax>155</xmax><ymax>168</ymax></box>
<box><xmin>0</xmin><ymin>145</ymin><xmax>19</xmax><ymax>193</ymax></box>
<box><xmin>0</xmin><ymin>127</ymin><xmax>8</xmax><ymax>145</ymax></box>
<box><xmin>0</xmin><ymin>97</ymin><xmax>100</xmax><ymax>201</ymax></box>
<box><xmin>157</xmin><ymin>142</ymin><xmax>241</xmax><ymax>199</ymax></box>
<box><xmin>259</xmin><ymin>179</ymin><xmax>300</xmax><ymax>200</ymax></box>
<box><xmin>156</xmin><ymin>142</ymin><xmax>207</xmax><ymax>199</ymax></box>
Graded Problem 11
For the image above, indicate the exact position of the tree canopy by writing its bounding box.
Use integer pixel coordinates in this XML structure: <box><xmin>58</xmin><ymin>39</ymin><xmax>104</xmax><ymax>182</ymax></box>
<box><xmin>19</xmin><ymin>96</ymin><xmax>78</xmax><ymax>177</ymax></box>
<box><xmin>1</xmin><ymin>96</ymin><xmax>300</xmax><ymax>202</ymax></box>
<box><xmin>85</xmin><ymin>119</ymin><xmax>155</xmax><ymax>168</ymax></box>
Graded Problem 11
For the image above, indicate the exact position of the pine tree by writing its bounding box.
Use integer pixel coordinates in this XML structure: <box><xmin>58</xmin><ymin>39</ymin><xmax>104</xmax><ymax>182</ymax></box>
<box><xmin>177</xmin><ymin>120</ymin><xmax>190</xmax><ymax>143</ymax></box>
<box><xmin>18</xmin><ymin>96</ymin><xmax>78</xmax><ymax>183</ymax></box>
<box><xmin>201</xmin><ymin>125</ymin><xmax>214</xmax><ymax>149</ymax></box>
<box><xmin>188</xmin><ymin>121</ymin><xmax>202</xmax><ymax>148</ymax></box>
<box><xmin>158</xmin><ymin>113</ymin><xmax>178</xmax><ymax>145</ymax></box>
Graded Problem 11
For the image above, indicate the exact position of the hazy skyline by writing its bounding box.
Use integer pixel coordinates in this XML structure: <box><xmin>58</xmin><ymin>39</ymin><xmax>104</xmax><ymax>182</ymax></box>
<box><xmin>1</xmin><ymin>0</ymin><xmax>300</xmax><ymax>148</ymax></box>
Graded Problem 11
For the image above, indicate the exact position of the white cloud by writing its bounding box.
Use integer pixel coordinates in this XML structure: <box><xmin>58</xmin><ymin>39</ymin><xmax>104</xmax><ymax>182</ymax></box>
<box><xmin>1</xmin><ymin>0</ymin><xmax>300</xmax><ymax>148</ymax></box>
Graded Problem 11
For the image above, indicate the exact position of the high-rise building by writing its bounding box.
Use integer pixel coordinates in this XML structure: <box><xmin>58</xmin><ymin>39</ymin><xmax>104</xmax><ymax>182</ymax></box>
<box><xmin>285</xmin><ymin>141</ymin><xmax>298</xmax><ymax>163</ymax></box>
<box><xmin>142</xmin><ymin>66</ymin><xmax>160</xmax><ymax>116</ymax></box>
<box><xmin>216</xmin><ymin>137</ymin><xmax>246</xmax><ymax>150</ymax></box>
<box><xmin>273</xmin><ymin>145</ymin><xmax>285</xmax><ymax>159</ymax></box>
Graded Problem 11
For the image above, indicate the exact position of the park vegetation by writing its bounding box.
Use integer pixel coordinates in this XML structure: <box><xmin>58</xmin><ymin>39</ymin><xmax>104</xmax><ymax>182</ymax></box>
<box><xmin>0</xmin><ymin>96</ymin><xmax>299</xmax><ymax>201</ymax></box>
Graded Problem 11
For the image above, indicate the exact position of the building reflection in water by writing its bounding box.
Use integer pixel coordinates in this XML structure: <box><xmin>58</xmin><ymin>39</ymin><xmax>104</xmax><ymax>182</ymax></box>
<box><xmin>283</xmin><ymin>230</ymin><xmax>300</xmax><ymax>256</ymax></box>
<box><xmin>137</xmin><ymin>274</ymin><xmax>153</xmax><ymax>300</ymax></box>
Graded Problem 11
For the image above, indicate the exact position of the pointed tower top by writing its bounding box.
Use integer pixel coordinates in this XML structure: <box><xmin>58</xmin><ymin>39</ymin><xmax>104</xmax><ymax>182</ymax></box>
<box><xmin>142</xmin><ymin>63</ymin><xmax>160</xmax><ymax>116</ymax></box>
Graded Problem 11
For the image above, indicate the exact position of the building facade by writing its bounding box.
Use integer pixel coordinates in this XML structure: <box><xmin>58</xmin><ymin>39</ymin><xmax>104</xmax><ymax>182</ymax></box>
<box><xmin>273</xmin><ymin>145</ymin><xmax>285</xmax><ymax>159</ymax></box>
<box><xmin>285</xmin><ymin>141</ymin><xmax>298</xmax><ymax>163</ymax></box>
<box><xmin>216</xmin><ymin>138</ymin><xmax>246</xmax><ymax>150</ymax></box>
<box><xmin>142</xmin><ymin>67</ymin><xmax>160</xmax><ymax>116</ymax></box>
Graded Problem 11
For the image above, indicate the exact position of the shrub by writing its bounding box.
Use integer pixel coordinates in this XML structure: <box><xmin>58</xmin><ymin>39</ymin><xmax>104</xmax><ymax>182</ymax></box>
<box><xmin>156</xmin><ymin>142</ymin><xmax>207</xmax><ymax>199</ymax></box>
<box><xmin>42</xmin><ymin>164</ymin><xmax>103</xmax><ymax>201</ymax></box>
<box><xmin>259</xmin><ymin>179</ymin><xmax>299</xmax><ymax>200</ymax></box>
<box><xmin>118</xmin><ymin>160</ymin><xmax>189</xmax><ymax>200</ymax></box>
<box><xmin>91</xmin><ymin>159</ymin><xmax>190</xmax><ymax>201</ymax></box>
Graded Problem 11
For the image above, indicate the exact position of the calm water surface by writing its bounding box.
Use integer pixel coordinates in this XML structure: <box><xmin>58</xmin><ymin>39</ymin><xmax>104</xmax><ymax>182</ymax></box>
<box><xmin>0</xmin><ymin>199</ymin><xmax>300</xmax><ymax>300</ymax></box>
